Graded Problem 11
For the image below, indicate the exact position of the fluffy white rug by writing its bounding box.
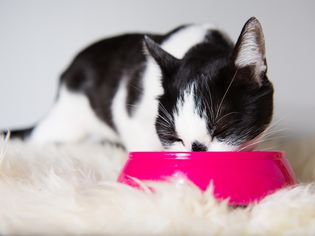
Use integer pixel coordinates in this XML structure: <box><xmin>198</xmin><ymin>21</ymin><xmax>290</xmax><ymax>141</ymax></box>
<box><xmin>1</xmin><ymin>136</ymin><xmax>315</xmax><ymax>235</ymax></box>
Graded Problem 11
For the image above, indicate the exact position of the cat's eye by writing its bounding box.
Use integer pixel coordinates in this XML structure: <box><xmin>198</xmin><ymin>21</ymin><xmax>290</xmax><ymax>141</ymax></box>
<box><xmin>168</xmin><ymin>136</ymin><xmax>184</xmax><ymax>145</ymax></box>
<box><xmin>213</xmin><ymin>129</ymin><xmax>227</xmax><ymax>138</ymax></box>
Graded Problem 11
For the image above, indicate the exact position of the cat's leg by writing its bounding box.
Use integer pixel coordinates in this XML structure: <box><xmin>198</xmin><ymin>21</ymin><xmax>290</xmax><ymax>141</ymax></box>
<box><xmin>29</xmin><ymin>86</ymin><xmax>120</xmax><ymax>145</ymax></box>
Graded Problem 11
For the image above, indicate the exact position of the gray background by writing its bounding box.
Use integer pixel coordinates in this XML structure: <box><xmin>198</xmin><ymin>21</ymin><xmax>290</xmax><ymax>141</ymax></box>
<box><xmin>0</xmin><ymin>0</ymin><xmax>314</xmax><ymax>138</ymax></box>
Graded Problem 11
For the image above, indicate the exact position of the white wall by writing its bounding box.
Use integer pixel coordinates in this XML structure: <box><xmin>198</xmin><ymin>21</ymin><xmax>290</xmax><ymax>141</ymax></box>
<box><xmin>1</xmin><ymin>0</ymin><xmax>315</xmax><ymax>138</ymax></box>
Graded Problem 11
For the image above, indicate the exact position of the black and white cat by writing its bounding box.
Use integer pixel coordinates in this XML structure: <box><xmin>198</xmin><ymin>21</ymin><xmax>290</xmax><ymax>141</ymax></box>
<box><xmin>5</xmin><ymin>17</ymin><xmax>273</xmax><ymax>152</ymax></box>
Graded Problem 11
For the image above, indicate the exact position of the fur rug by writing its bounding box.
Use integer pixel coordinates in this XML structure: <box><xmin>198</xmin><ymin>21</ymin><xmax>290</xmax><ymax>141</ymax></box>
<box><xmin>1</xmin><ymin>136</ymin><xmax>315</xmax><ymax>235</ymax></box>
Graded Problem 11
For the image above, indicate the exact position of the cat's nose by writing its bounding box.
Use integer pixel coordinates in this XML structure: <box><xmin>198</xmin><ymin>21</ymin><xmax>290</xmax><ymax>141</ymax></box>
<box><xmin>191</xmin><ymin>141</ymin><xmax>207</xmax><ymax>152</ymax></box>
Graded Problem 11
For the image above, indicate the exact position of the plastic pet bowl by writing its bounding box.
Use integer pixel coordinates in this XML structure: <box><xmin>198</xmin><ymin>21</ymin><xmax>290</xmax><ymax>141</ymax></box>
<box><xmin>117</xmin><ymin>152</ymin><xmax>297</xmax><ymax>205</ymax></box>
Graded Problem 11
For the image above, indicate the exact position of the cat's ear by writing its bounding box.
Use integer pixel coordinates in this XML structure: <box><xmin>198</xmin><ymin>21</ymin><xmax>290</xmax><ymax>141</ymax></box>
<box><xmin>232</xmin><ymin>17</ymin><xmax>267</xmax><ymax>84</ymax></box>
<box><xmin>143</xmin><ymin>36</ymin><xmax>180</xmax><ymax>75</ymax></box>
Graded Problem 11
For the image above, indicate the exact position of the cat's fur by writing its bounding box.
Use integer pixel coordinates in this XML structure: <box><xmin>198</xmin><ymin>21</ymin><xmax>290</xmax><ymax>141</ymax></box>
<box><xmin>5</xmin><ymin>17</ymin><xmax>273</xmax><ymax>152</ymax></box>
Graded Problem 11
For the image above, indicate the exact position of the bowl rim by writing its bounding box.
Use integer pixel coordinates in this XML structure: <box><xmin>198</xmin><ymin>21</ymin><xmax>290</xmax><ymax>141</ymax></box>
<box><xmin>128</xmin><ymin>151</ymin><xmax>284</xmax><ymax>160</ymax></box>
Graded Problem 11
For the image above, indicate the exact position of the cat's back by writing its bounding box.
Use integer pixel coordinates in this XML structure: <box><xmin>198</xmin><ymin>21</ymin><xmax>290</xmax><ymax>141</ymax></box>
<box><xmin>60</xmin><ymin>33</ymin><xmax>153</xmax><ymax>91</ymax></box>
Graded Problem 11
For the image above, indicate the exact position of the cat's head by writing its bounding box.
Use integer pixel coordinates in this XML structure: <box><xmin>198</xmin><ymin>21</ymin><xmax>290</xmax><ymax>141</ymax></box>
<box><xmin>145</xmin><ymin>17</ymin><xmax>273</xmax><ymax>151</ymax></box>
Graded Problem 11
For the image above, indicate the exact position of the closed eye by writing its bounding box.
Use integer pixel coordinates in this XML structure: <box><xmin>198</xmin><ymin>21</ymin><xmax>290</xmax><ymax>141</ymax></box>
<box><xmin>213</xmin><ymin>120</ymin><xmax>236</xmax><ymax>137</ymax></box>
<box><xmin>168</xmin><ymin>136</ymin><xmax>184</xmax><ymax>145</ymax></box>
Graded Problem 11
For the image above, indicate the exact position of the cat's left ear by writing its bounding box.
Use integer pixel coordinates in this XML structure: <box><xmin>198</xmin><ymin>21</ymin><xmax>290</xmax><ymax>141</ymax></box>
<box><xmin>232</xmin><ymin>17</ymin><xmax>267</xmax><ymax>83</ymax></box>
<box><xmin>143</xmin><ymin>36</ymin><xmax>180</xmax><ymax>76</ymax></box>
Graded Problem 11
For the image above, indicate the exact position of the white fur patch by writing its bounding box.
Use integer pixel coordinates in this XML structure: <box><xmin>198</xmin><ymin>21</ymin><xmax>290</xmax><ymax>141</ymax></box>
<box><xmin>111</xmin><ymin>79</ymin><xmax>163</xmax><ymax>151</ymax></box>
<box><xmin>161</xmin><ymin>24</ymin><xmax>214</xmax><ymax>58</ymax></box>
<box><xmin>171</xmin><ymin>85</ymin><xmax>239</xmax><ymax>151</ymax></box>
<box><xmin>30</xmin><ymin>86</ymin><xmax>120</xmax><ymax>144</ymax></box>
<box><xmin>173</xmin><ymin>86</ymin><xmax>210</xmax><ymax>150</ymax></box>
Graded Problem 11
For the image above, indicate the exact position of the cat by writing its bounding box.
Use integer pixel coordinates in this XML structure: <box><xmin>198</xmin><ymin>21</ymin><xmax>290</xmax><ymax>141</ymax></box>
<box><xmin>3</xmin><ymin>17</ymin><xmax>273</xmax><ymax>152</ymax></box>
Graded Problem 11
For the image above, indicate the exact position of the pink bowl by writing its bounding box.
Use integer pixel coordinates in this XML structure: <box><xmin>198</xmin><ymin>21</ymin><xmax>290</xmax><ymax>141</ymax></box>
<box><xmin>117</xmin><ymin>152</ymin><xmax>297</xmax><ymax>205</ymax></box>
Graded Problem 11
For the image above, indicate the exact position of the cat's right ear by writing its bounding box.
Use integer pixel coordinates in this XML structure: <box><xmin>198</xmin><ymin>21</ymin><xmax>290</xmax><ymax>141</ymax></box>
<box><xmin>231</xmin><ymin>17</ymin><xmax>267</xmax><ymax>85</ymax></box>
<box><xmin>143</xmin><ymin>36</ymin><xmax>180</xmax><ymax>76</ymax></box>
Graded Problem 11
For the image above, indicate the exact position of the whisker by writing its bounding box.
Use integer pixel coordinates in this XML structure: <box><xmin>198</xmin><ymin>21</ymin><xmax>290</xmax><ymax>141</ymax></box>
<box><xmin>256</xmin><ymin>146</ymin><xmax>281</xmax><ymax>151</ymax></box>
<box><xmin>156</xmin><ymin>114</ymin><xmax>173</xmax><ymax>128</ymax></box>
<box><xmin>238</xmin><ymin>136</ymin><xmax>286</xmax><ymax>151</ymax></box>
<box><xmin>128</xmin><ymin>81</ymin><xmax>143</xmax><ymax>93</ymax></box>
<box><xmin>263</xmin><ymin>117</ymin><xmax>287</xmax><ymax>133</ymax></box>
<box><xmin>199</xmin><ymin>84</ymin><xmax>214</xmax><ymax>123</ymax></box>
<box><xmin>159</xmin><ymin>103</ymin><xmax>174</xmax><ymax>123</ymax></box>
<box><xmin>258</xmin><ymin>118</ymin><xmax>289</xmax><ymax>140</ymax></box>
<box><xmin>215</xmin><ymin>112</ymin><xmax>241</xmax><ymax>125</ymax></box>
<box><xmin>155</xmin><ymin>121</ymin><xmax>170</xmax><ymax>129</ymax></box>
<box><xmin>236</xmin><ymin>117</ymin><xmax>287</xmax><ymax>144</ymax></box>
<box><xmin>204</xmin><ymin>76</ymin><xmax>215</xmax><ymax>123</ymax></box>
<box><xmin>215</xmin><ymin>70</ymin><xmax>238</xmax><ymax>119</ymax></box>
<box><xmin>260</xmin><ymin>128</ymin><xmax>289</xmax><ymax>139</ymax></box>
